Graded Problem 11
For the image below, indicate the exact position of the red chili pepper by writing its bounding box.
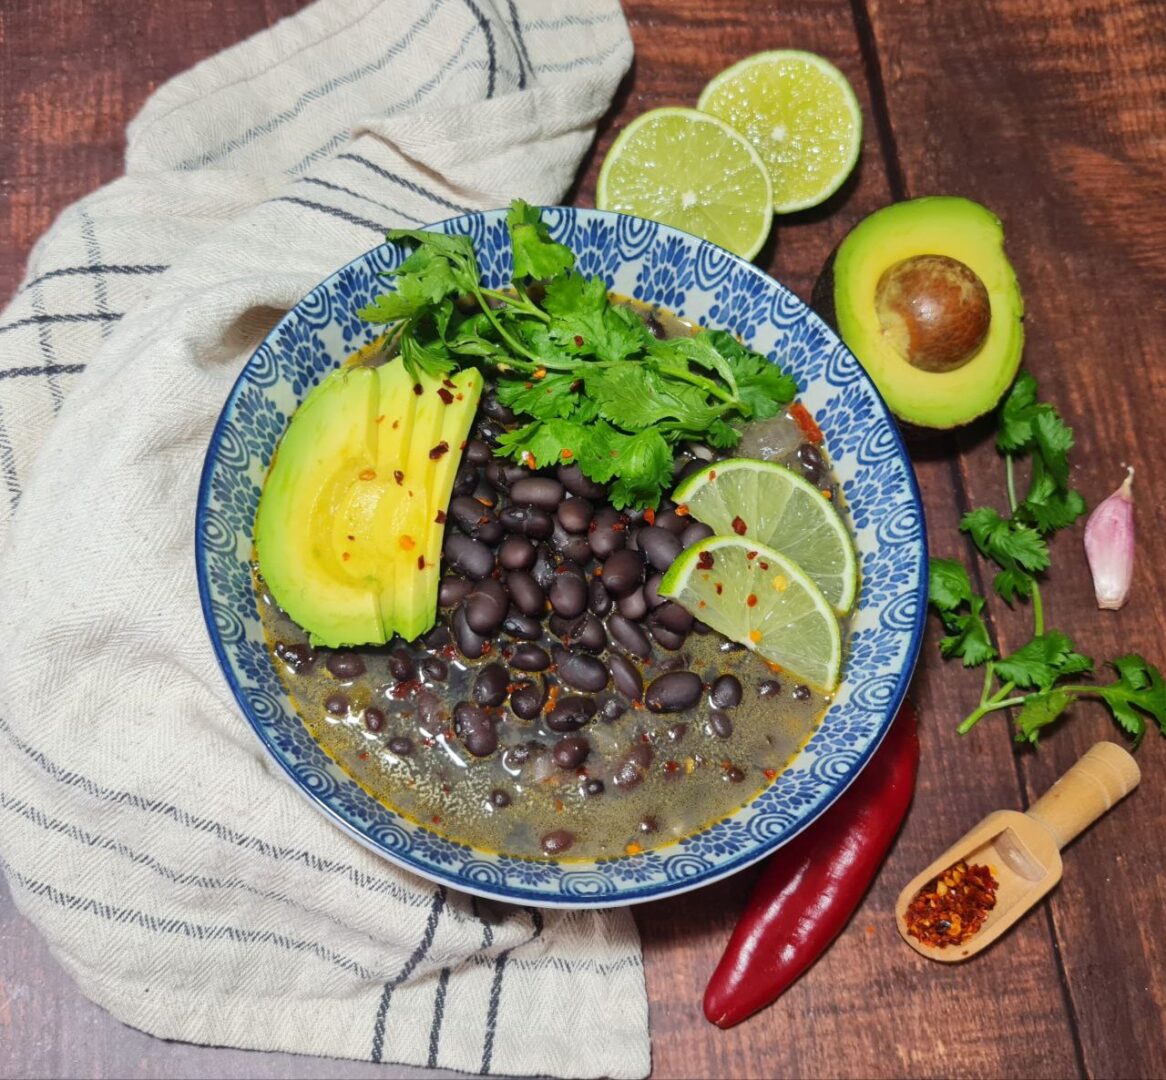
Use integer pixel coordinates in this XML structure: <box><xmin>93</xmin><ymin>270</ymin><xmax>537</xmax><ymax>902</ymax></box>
<box><xmin>703</xmin><ymin>700</ymin><xmax>919</xmax><ymax>1028</ymax></box>
<box><xmin>788</xmin><ymin>402</ymin><xmax>824</xmax><ymax>445</ymax></box>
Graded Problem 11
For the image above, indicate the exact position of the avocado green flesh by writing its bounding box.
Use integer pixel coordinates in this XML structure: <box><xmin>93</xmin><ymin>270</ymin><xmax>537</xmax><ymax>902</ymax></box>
<box><xmin>831</xmin><ymin>196</ymin><xmax>1024</xmax><ymax>428</ymax></box>
<box><xmin>254</xmin><ymin>357</ymin><xmax>483</xmax><ymax>648</ymax></box>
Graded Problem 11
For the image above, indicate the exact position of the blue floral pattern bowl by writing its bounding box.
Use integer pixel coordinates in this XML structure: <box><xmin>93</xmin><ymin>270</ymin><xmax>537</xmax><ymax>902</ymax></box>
<box><xmin>196</xmin><ymin>207</ymin><xmax>927</xmax><ymax>908</ymax></box>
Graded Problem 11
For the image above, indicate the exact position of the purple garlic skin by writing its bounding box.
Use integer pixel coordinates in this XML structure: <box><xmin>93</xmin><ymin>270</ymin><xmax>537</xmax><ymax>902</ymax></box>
<box><xmin>1084</xmin><ymin>467</ymin><xmax>1135</xmax><ymax>610</ymax></box>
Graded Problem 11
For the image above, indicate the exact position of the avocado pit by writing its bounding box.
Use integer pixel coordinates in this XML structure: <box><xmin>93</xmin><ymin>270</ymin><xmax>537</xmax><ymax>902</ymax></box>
<box><xmin>874</xmin><ymin>254</ymin><xmax>991</xmax><ymax>373</ymax></box>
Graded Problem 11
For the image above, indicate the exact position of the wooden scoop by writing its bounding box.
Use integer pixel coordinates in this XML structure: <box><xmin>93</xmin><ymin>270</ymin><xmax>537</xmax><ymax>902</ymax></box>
<box><xmin>895</xmin><ymin>741</ymin><xmax>1140</xmax><ymax>962</ymax></box>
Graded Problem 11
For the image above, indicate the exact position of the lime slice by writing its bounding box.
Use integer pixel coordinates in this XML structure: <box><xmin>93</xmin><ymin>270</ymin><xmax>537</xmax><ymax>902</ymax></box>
<box><xmin>672</xmin><ymin>458</ymin><xmax>857</xmax><ymax>613</ymax></box>
<box><xmin>697</xmin><ymin>50</ymin><xmax>862</xmax><ymax>213</ymax></box>
<box><xmin>596</xmin><ymin>107</ymin><xmax>774</xmax><ymax>260</ymax></box>
<box><xmin>660</xmin><ymin>536</ymin><xmax>842</xmax><ymax>691</ymax></box>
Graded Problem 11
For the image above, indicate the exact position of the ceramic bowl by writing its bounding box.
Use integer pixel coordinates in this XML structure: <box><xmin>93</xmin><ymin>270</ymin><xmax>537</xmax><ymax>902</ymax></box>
<box><xmin>196</xmin><ymin>207</ymin><xmax>927</xmax><ymax>908</ymax></box>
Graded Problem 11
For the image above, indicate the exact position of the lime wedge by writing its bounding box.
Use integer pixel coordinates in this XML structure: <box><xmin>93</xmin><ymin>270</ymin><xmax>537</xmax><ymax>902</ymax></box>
<box><xmin>697</xmin><ymin>50</ymin><xmax>862</xmax><ymax>213</ymax></box>
<box><xmin>660</xmin><ymin>536</ymin><xmax>842</xmax><ymax>692</ymax></box>
<box><xmin>672</xmin><ymin>458</ymin><xmax>857</xmax><ymax>613</ymax></box>
<box><xmin>596</xmin><ymin>106</ymin><xmax>774</xmax><ymax>260</ymax></box>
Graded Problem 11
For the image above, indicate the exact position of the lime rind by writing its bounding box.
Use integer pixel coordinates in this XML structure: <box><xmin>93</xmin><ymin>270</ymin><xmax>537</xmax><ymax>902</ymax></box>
<box><xmin>672</xmin><ymin>457</ymin><xmax>858</xmax><ymax>613</ymax></box>
<box><xmin>659</xmin><ymin>535</ymin><xmax>842</xmax><ymax>691</ymax></box>
<box><xmin>696</xmin><ymin>49</ymin><xmax>862</xmax><ymax>214</ymax></box>
<box><xmin>596</xmin><ymin>106</ymin><xmax>774</xmax><ymax>261</ymax></box>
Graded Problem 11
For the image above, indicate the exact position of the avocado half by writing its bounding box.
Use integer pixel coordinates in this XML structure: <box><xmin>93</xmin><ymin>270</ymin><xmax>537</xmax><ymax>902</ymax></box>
<box><xmin>815</xmin><ymin>196</ymin><xmax>1024</xmax><ymax>429</ymax></box>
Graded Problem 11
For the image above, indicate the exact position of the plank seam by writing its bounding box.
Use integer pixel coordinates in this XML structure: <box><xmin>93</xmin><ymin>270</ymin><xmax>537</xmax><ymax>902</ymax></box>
<box><xmin>847</xmin><ymin>0</ymin><xmax>908</xmax><ymax>200</ymax></box>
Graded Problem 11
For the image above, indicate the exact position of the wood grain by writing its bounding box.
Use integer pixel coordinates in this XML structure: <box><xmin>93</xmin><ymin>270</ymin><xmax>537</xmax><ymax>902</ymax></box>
<box><xmin>2</xmin><ymin>0</ymin><xmax>1165</xmax><ymax>1077</ymax></box>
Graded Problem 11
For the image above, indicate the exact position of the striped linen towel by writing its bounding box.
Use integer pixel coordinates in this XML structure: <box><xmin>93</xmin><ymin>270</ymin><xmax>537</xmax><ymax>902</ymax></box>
<box><xmin>0</xmin><ymin>2</ymin><xmax>648</xmax><ymax>1077</ymax></box>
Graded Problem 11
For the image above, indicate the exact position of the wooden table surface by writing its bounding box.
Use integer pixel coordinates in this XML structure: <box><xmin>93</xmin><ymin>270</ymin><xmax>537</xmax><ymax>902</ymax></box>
<box><xmin>2</xmin><ymin>1</ymin><xmax>1164</xmax><ymax>1077</ymax></box>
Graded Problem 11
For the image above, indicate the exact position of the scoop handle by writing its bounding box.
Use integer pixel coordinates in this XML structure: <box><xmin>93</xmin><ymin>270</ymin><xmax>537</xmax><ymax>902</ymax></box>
<box><xmin>1026</xmin><ymin>741</ymin><xmax>1140</xmax><ymax>849</ymax></box>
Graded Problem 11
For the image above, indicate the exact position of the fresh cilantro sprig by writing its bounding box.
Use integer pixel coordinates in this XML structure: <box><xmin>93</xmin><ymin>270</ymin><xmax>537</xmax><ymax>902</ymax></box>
<box><xmin>928</xmin><ymin>373</ymin><xmax>1165</xmax><ymax>747</ymax></box>
<box><xmin>358</xmin><ymin>200</ymin><xmax>797</xmax><ymax>508</ymax></box>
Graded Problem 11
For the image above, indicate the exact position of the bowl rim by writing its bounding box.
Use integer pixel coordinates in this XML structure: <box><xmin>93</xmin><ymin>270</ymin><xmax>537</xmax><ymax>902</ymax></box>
<box><xmin>195</xmin><ymin>205</ymin><xmax>927</xmax><ymax>908</ymax></box>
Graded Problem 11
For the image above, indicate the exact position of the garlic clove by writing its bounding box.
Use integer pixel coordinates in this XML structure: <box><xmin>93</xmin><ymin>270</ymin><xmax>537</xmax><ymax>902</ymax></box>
<box><xmin>1083</xmin><ymin>467</ymin><xmax>1135</xmax><ymax>611</ymax></box>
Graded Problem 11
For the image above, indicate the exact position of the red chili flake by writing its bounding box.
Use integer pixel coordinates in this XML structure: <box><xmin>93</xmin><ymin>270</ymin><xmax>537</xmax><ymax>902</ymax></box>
<box><xmin>358</xmin><ymin>750</ymin><xmax>369</xmax><ymax>761</ymax></box>
<box><xmin>763</xmin><ymin>768</ymin><xmax>778</xmax><ymax>781</ymax></box>
<box><xmin>442</xmin><ymin>378</ymin><xmax>457</xmax><ymax>389</ymax></box>
<box><xmin>431</xmin><ymin>815</ymin><xmax>442</xmax><ymax>825</ymax></box>
<box><xmin>574</xmin><ymin>335</ymin><xmax>584</xmax><ymax>347</ymax></box>
<box><xmin>459</xmin><ymin>439</ymin><xmax>467</xmax><ymax>450</ymax></box>
<box><xmin>429</xmin><ymin>441</ymin><xmax>450</xmax><ymax>460</ymax></box>
<box><xmin>905</xmin><ymin>860</ymin><xmax>999</xmax><ymax>949</ymax></box>
<box><xmin>341</xmin><ymin>552</ymin><xmax>350</xmax><ymax>561</ymax></box>
<box><xmin>715</xmin><ymin>583</ymin><xmax>724</xmax><ymax>595</ymax></box>
<box><xmin>746</xmin><ymin>549</ymin><xmax>757</xmax><ymax>561</ymax></box>
<box><xmin>375</xmin><ymin>414</ymin><xmax>385</xmax><ymax>424</ymax></box>
<box><xmin>698</xmin><ymin>599</ymin><xmax>707</xmax><ymax>608</ymax></box>
<box><xmin>392</xmin><ymin>419</ymin><xmax>400</xmax><ymax>429</ymax></box>
<box><xmin>759</xmin><ymin>561</ymin><xmax>770</xmax><ymax>570</ymax></box>
<box><xmin>643</xmin><ymin>507</ymin><xmax>656</xmax><ymax>525</ymax></box>
<box><xmin>561</xmin><ymin>449</ymin><xmax>573</xmax><ymax>460</ymax></box>
<box><xmin>399</xmin><ymin>535</ymin><xmax>416</xmax><ymax>551</ymax></box>
<box><xmin>413</xmin><ymin>383</ymin><xmax>423</xmax><ymax>396</ymax></box>
<box><xmin>533</xmin><ymin>368</ymin><xmax>547</xmax><ymax>380</ymax></box>
<box><xmin>732</xmin><ymin>516</ymin><xmax>748</xmax><ymax>535</ymax></box>
<box><xmin>664</xmin><ymin>760</ymin><xmax>680</xmax><ymax>774</ymax></box>
<box><xmin>359</xmin><ymin>468</ymin><xmax>377</xmax><ymax>481</ymax></box>
<box><xmin>437</xmin><ymin>388</ymin><xmax>454</xmax><ymax>405</ymax></box>
<box><xmin>393</xmin><ymin>470</ymin><xmax>404</xmax><ymax>485</ymax></box>
<box><xmin>747</xmin><ymin>594</ymin><xmax>758</xmax><ymax>607</ymax></box>
<box><xmin>456</xmin><ymin>393</ymin><xmax>464</xmax><ymax>401</ymax></box>
<box><xmin>524</xmin><ymin>381</ymin><xmax>534</xmax><ymax>390</ymax></box>
<box><xmin>417</xmin><ymin>555</ymin><xmax>426</xmax><ymax>570</ymax></box>
<box><xmin>346</xmin><ymin>534</ymin><xmax>355</xmax><ymax>541</ymax></box>
<box><xmin>675</xmin><ymin>504</ymin><xmax>690</xmax><ymax>516</ymax></box>
<box><xmin>697</xmin><ymin>551</ymin><xmax>715</xmax><ymax>570</ymax></box>
<box><xmin>521</xmin><ymin>451</ymin><xmax>536</xmax><ymax>469</ymax></box>
<box><xmin>708</xmin><ymin>469</ymin><xmax>717</xmax><ymax>480</ymax></box>
<box><xmin>789</xmin><ymin>402</ymin><xmax>824</xmax><ymax>445</ymax></box>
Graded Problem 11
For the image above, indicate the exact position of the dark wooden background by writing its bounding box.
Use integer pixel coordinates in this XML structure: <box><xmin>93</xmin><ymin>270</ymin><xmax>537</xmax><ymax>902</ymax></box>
<box><xmin>2</xmin><ymin>1</ymin><xmax>1164</xmax><ymax>1077</ymax></box>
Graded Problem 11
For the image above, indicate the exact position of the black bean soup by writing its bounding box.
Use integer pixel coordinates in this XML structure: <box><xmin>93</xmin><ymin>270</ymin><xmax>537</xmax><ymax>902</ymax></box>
<box><xmin>254</xmin><ymin>301</ymin><xmax>849</xmax><ymax>860</ymax></box>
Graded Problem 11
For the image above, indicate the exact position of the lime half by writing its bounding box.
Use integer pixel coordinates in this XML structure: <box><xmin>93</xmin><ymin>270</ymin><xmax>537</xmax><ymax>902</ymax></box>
<box><xmin>697</xmin><ymin>50</ymin><xmax>862</xmax><ymax>213</ymax></box>
<box><xmin>660</xmin><ymin>535</ymin><xmax>842</xmax><ymax>691</ymax></box>
<box><xmin>673</xmin><ymin>458</ymin><xmax>858</xmax><ymax>613</ymax></box>
<box><xmin>596</xmin><ymin>107</ymin><xmax>774</xmax><ymax>260</ymax></box>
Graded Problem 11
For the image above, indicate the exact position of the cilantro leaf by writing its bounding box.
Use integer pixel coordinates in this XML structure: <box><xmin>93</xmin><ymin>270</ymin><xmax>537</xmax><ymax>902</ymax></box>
<box><xmin>360</xmin><ymin>232</ymin><xmax>478</xmax><ymax>322</ymax></box>
<box><xmin>993</xmin><ymin>567</ymin><xmax>1036</xmax><ymax>604</ymax></box>
<box><xmin>507</xmin><ymin>199</ymin><xmax>575</xmax><ymax>282</ymax></box>
<box><xmin>929</xmin><ymin>557</ymin><xmax>975</xmax><ymax>612</ymax></box>
<box><xmin>993</xmin><ymin>631</ymin><xmax>1093</xmax><ymax>691</ymax></box>
<box><xmin>1014</xmin><ymin>690</ymin><xmax>1073</xmax><ymax>744</ymax></box>
<box><xmin>961</xmin><ymin>507</ymin><xmax>1050</xmax><ymax>574</ymax></box>
<box><xmin>494</xmin><ymin>373</ymin><xmax>585</xmax><ymax>421</ymax></box>
<box><xmin>542</xmin><ymin>275</ymin><xmax>648</xmax><ymax>363</ymax></box>
<box><xmin>1032</xmin><ymin>407</ymin><xmax>1074</xmax><ymax>489</ymax></box>
<box><xmin>399</xmin><ymin>325</ymin><xmax>455</xmax><ymax>381</ymax></box>
<box><xmin>1095</xmin><ymin>655</ymin><xmax>1166</xmax><ymax>748</ymax></box>
<box><xmin>938</xmin><ymin>595</ymin><xmax>997</xmax><ymax>666</ymax></box>
<box><xmin>606</xmin><ymin>428</ymin><xmax>674</xmax><ymax>510</ymax></box>
<box><xmin>701</xmin><ymin>330</ymin><xmax>798</xmax><ymax>419</ymax></box>
<box><xmin>584</xmin><ymin>363</ymin><xmax>721</xmax><ymax>432</ymax></box>
<box><xmin>494</xmin><ymin>418</ymin><xmax>592</xmax><ymax>469</ymax></box>
<box><xmin>1016</xmin><ymin>455</ymin><xmax>1087</xmax><ymax>534</ymax></box>
<box><xmin>996</xmin><ymin>371</ymin><xmax>1039</xmax><ymax>452</ymax></box>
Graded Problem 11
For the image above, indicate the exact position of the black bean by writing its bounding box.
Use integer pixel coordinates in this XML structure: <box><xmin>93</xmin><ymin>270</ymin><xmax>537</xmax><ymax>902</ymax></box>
<box><xmin>648</xmin><ymin>620</ymin><xmax>687</xmax><ymax>651</ymax></box>
<box><xmin>554</xmin><ymin>649</ymin><xmax>609</xmax><ymax>692</ymax></box>
<box><xmin>444</xmin><ymin>534</ymin><xmax>494</xmax><ymax>580</ymax></box>
<box><xmin>793</xmin><ymin>684</ymin><xmax>812</xmax><ymax>702</ymax></box>
<box><xmin>559</xmin><ymin>534</ymin><xmax>593</xmax><ymax>564</ymax></box>
<box><xmin>275</xmin><ymin>641</ymin><xmax>315</xmax><ymax>673</ymax></box>
<box><xmin>465</xmin><ymin>579</ymin><xmax>509</xmax><ymax>634</ymax></box>
<box><xmin>796</xmin><ymin>442</ymin><xmax>827</xmax><ymax>485</ymax></box>
<box><xmin>415</xmin><ymin>690</ymin><xmax>447</xmax><ymax>735</ymax></box>
<box><xmin>502</xmin><ymin>610</ymin><xmax>543</xmax><ymax>640</ymax></box>
<box><xmin>552</xmin><ymin>735</ymin><xmax>590</xmax><ymax>769</ymax></box>
<box><xmin>324</xmin><ymin>693</ymin><xmax>349</xmax><ymax>716</ymax></box>
<box><xmin>643</xmin><ymin>573</ymin><xmax>666</xmax><ymax>609</ymax></box>
<box><xmin>549</xmin><ymin>575</ymin><xmax>587</xmax><ymax>618</ymax></box>
<box><xmin>420</xmin><ymin>656</ymin><xmax>448</xmax><ymax>681</ymax></box>
<box><xmin>558</xmin><ymin>463</ymin><xmax>606</xmax><ymax>499</ymax></box>
<box><xmin>556</xmin><ymin>559</ymin><xmax>587</xmax><ymax>582</ymax></box>
<box><xmin>385</xmin><ymin>648</ymin><xmax>414</xmax><ymax>682</ymax></box>
<box><xmin>692</xmin><ymin>619</ymin><xmax>712</xmax><ymax>635</ymax></box>
<box><xmin>681</xmin><ymin>521</ymin><xmax>715</xmax><ymax>548</ymax></box>
<box><xmin>506</xmin><ymin>570</ymin><xmax>545</xmax><ymax>616</ymax></box>
<box><xmin>485</xmin><ymin>459</ymin><xmax>517</xmax><ymax>490</ymax></box>
<box><xmin>541</xmin><ymin>829</ymin><xmax>575</xmax><ymax>855</ymax></box>
<box><xmin>725</xmin><ymin>765</ymin><xmax>747</xmax><ymax>783</ymax></box>
<box><xmin>509</xmin><ymin>477</ymin><xmax>564</xmax><ymax>510</ymax></box>
<box><xmin>388</xmin><ymin>735</ymin><xmax>414</xmax><ymax>756</ymax></box>
<box><xmin>582</xmin><ymin>778</ymin><xmax>605</xmax><ymax>797</ymax></box>
<box><xmin>645</xmin><ymin>670</ymin><xmax>703</xmax><ymax>712</ymax></box>
<box><xmin>452</xmin><ymin>463</ymin><xmax>478</xmax><ymax>496</ymax></box>
<box><xmin>481</xmin><ymin>392</ymin><xmax>517</xmax><ymax>424</ymax></box>
<box><xmin>557</xmin><ymin>497</ymin><xmax>593</xmax><ymax>533</ymax></box>
<box><xmin>438</xmin><ymin>574</ymin><xmax>473</xmax><ymax>608</ymax></box>
<box><xmin>613</xmin><ymin>743</ymin><xmax>653</xmax><ymax>790</ymax></box>
<box><xmin>588</xmin><ymin>508</ymin><xmax>626</xmax><ymax>560</ymax></box>
<box><xmin>325</xmin><ymin>651</ymin><xmax>364</xmax><ymax>679</ymax></box>
<box><xmin>639</xmin><ymin>816</ymin><xmax>659</xmax><ymax>834</ymax></box>
<box><xmin>549</xmin><ymin>612</ymin><xmax>582</xmax><ymax>640</ymax></box>
<box><xmin>654</xmin><ymin>652</ymin><xmax>691</xmax><ymax>672</ymax></box>
<box><xmin>452</xmin><ymin>607</ymin><xmax>488</xmax><ymax>659</ymax></box>
<box><xmin>567</xmin><ymin>613</ymin><xmax>607</xmax><ymax>653</ymax></box>
<box><xmin>638</xmin><ymin>526</ymin><xmax>682</xmax><ymax>572</ymax></box>
<box><xmin>473</xmin><ymin>663</ymin><xmax>510</xmax><ymax>708</ymax></box>
<box><xmin>499</xmin><ymin>505</ymin><xmax>554</xmax><ymax>539</ymax></box>
<box><xmin>608</xmin><ymin>613</ymin><xmax>652</xmax><ymax>660</ymax></box>
<box><xmin>599</xmin><ymin>695</ymin><xmax>628</xmax><ymax>723</ymax></box>
<box><xmin>666</xmin><ymin>722</ymin><xmax>688</xmax><ymax>742</ymax></box>
<box><xmin>510</xmin><ymin>643</ymin><xmax>550</xmax><ymax>672</ymax></box>
<box><xmin>617</xmin><ymin>587</ymin><xmax>648</xmax><ymax>621</ymax></box>
<box><xmin>654</xmin><ymin>510</ymin><xmax>688</xmax><ymax>537</ymax></box>
<box><xmin>450</xmin><ymin>495</ymin><xmax>497</xmax><ymax>538</ymax></box>
<box><xmin>708</xmin><ymin>710</ymin><xmax>734</xmax><ymax>739</ymax></box>
<box><xmin>710</xmin><ymin>673</ymin><xmax>743</xmax><ymax>709</ymax></box>
<box><xmin>608</xmin><ymin>652</ymin><xmax>644</xmax><ymax>701</ymax></box>
<box><xmin>758</xmin><ymin>679</ymin><xmax>782</xmax><ymax>697</ymax></box>
<box><xmin>510</xmin><ymin>679</ymin><xmax>547</xmax><ymax>720</ymax></box>
<box><xmin>423</xmin><ymin>625</ymin><xmax>452</xmax><ymax>649</ymax></box>
<box><xmin>488</xmin><ymin>788</ymin><xmax>512</xmax><ymax>809</ymax></box>
<box><xmin>652</xmin><ymin>601</ymin><xmax>693</xmax><ymax>634</ymax></box>
<box><xmin>531</xmin><ymin>546</ymin><xmax>557</xmax><ymax>589</ymax></box>
<box><xmin>588</xmin><ymin>578</ymin><xmax>613</xmax><ymax>617</ymax></box>
<box><xmin>602</xmin><ymin>549</ymin><xmax>644</xmax><ymax>597</ymax></box>
<box><xmin>546</xmin><ymin>694</ymin><xmax>597</xmax><ymax>732</ymax></box>
<box><xmin>454</xmin><ymin>702</ymin><xmax>497</xmax><ymax>757</ymax></box>
<box><xmin>499</xmin><ymin>535</ymin><xmax>536</xmax><ymax>571</ymax></box>
<box><xmin>465</xmin><ymin>438</ymin><xmax>491</xmax><ymax>466</ymax></box>
<box><xmin>363</xmin><ymin>707</ymin><xmax>386</xmax><ymax>732</ymax></box>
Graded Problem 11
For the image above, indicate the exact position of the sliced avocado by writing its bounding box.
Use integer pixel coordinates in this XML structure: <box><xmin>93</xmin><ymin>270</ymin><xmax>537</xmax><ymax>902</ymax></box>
<box><xmin>254</xmin><ymin>356</ymin><xmax>483</xmax><ymax>648</ymax></box>
<box><xmin>816</xmin><ymin>196</ymin><xmax>1024</xmax><ymax>429</ymax></box>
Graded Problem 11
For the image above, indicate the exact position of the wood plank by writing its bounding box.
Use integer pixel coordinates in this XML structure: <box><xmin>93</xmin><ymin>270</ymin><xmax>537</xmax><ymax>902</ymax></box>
<box><xmin>574</xmin><ymin>3</ymin><xmax>1079</xmax><ymax>1077</ymax></box>
<box><xmin>865</xmin><ymin>0</ymin><xmax>1166</xmax><ymax>1077</ymax></box>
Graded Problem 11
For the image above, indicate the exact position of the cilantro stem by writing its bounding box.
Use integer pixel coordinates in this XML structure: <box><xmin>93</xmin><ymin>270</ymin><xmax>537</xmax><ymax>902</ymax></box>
<box><xmin>979</xmin><ymin>663</ymin><xmax>995</xmax><ymax>706</ymax></box>
<box><xmin>655</xmin><ymin>362</ymin><xmax>736</xmax><ymax>406</ymax></box>
<box><xmin>961</xmin><ymin>677</ymin><xmax>1018</xmax><ymax>734</ymax></box>
<box><xmin>1006</xmin><ymin>454</ymin><xmax>1019</xmax><ymax>514</ymax></box>
<box><xmin>480</xmin><ymin>286</ymin><xmax>551</xmax><ymax>323</ymax></box>
<box><xmin>1032</xmin><ymin>582</ymin><xmax>1045</xmax><ymax>636</ymax></box>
